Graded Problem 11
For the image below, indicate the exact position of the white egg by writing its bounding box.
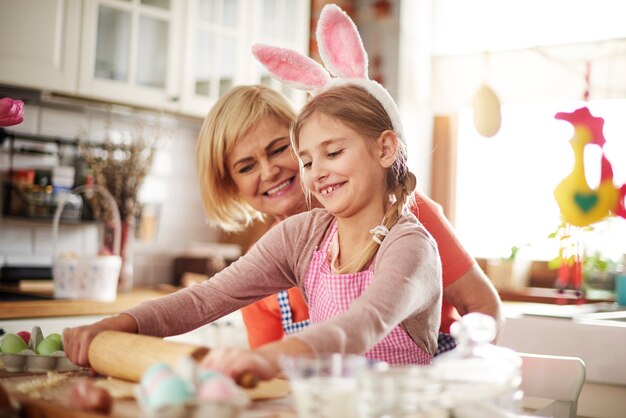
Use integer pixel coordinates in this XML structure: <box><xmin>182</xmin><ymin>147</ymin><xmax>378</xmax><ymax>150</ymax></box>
<box><xmin>472</xmin><ymin>83</ymin><xmax>502</xmax><ymax>138</ymax></box>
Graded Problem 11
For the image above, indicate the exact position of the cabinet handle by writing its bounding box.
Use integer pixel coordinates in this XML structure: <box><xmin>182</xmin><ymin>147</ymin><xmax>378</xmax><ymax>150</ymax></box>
<box><xmin>169</xmin><ymin>96</ymin><xmax>180</xmax><ymax>102</ymax></box>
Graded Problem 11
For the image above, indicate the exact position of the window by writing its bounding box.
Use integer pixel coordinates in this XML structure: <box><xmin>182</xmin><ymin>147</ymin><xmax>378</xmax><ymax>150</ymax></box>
<box><xmin>454</xmin><ymin>100</ymin><xmax>626</xmax><ymax>261</ymax></box>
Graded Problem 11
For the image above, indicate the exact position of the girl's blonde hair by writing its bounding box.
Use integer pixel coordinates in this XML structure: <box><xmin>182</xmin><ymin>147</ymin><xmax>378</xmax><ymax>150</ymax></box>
<box><xmin>293</xmin><ymin>85</ymin><xmax>417</xmax><ymax>273</ymax></box>
<box><xmin>196</xmin><ymin>85</ymin><xmax>296</xmax><ymax>231</ymax></box>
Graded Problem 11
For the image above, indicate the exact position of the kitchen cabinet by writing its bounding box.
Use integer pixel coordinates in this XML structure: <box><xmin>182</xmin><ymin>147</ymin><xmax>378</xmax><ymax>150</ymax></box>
<box><xmin>179</xmin><ymin>0</ymin><xmax>310</xmax><ymax>117</ymax></box>
<box><xmin>0</xmin><ymin>0</ymin><xmax>310</xmax><ymax>116</ymax></box>
<box><xmin>78</xmin><ymin>0</ymin><xmax>184</xmax><ymax>111</ymax></box>
<box><xmin>0</xmin><ymin>0</ymin><xmax>81</xmax><ymax>94</ymax></box>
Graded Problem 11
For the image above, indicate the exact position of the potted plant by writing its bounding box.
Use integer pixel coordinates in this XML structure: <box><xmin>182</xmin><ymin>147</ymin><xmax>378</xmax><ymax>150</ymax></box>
<box><xmin>486</xmin><ymin>245</ymin><xmax>532</xmax><ymax>291</ymax></box>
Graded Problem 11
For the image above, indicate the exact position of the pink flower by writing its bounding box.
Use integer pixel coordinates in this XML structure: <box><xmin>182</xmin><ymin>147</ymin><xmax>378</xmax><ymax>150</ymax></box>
<box><xmin>0</xmin><ymin>97</ymin><xmax>24</xmax><ymax>127</ymax></box>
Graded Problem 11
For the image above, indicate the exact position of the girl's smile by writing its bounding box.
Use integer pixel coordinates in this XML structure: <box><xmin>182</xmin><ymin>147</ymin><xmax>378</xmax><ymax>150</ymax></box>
<box><xmin>298</xmin><ymin>112</ymin><xmax>388</xmax><ymax>221</ymax></box>
<box><xmin>318</xmin><ymin>182</ymin><xmax>345</xmax><ymax>196</ymax></box>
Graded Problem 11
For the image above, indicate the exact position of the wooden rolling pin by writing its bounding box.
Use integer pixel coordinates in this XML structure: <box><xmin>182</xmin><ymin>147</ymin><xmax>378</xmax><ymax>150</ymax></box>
<box><xmin>88</xmin><ymin>331</ymin><xmax>258</xmax><ymax>388</ymax></box>
<box><xmin>88</xmin><ymin>331</ymin><xmax>209</xmax><ymax>383</ymax></box>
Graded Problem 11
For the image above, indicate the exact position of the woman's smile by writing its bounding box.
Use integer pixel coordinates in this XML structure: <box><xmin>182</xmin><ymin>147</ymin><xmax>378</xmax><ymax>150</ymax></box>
<box><xmin>263</xmin><ymin>176</ymin><xmax>296</xmax><ymax>197</ymax></box>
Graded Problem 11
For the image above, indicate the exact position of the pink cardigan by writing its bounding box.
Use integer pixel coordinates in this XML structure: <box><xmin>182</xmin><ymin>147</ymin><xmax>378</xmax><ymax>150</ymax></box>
<box><xmin>125</xmin><ymin>209</ymin><xmax>442</xmax><ymax>355</ymax></box>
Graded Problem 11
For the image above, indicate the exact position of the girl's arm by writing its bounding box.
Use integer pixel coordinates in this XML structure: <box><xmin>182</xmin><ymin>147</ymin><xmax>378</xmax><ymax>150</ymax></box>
<box><xmin>64</xmin><ymin>216</ymin><xmax>307</xmax><ymax>367</ymax></box>
<box><xmin>124</xmin><ymin>225</ymin><xmax>299</xmax><ymax>337</ymax></box>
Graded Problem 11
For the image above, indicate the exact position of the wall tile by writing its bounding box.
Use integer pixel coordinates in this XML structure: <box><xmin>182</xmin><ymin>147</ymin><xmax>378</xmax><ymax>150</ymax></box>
<box><xmin>39</xmin><ymin>108</ymin><xmax>87</xmax><ymax>138</ymax></box>
<box><xmin>0</xmin><ymin>224</ymin><xmax>33</xmax><ymax>255</ymax></box>
<box><xmin>34</xmin><ymin>225</ymin><xmax>84</xmax><ymax>256</ymax></box>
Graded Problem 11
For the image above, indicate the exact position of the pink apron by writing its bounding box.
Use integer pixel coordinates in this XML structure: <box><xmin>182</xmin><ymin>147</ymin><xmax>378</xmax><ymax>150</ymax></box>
<box><xmin>304</xmin><ymin>222</ymin><xmax>431</xmax><ymax>365</ymax></box>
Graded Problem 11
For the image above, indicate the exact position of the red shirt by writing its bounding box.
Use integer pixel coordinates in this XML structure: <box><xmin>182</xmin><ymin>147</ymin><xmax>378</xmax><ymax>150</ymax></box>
<box><xmin>241</xmin><ymin>192</ymin><xmax>474</xmax><ymax>348</ymax></box>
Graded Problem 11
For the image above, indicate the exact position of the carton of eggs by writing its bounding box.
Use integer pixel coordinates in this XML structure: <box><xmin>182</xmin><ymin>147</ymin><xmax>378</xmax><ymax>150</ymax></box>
<box><xmin>0</xmin><ymin>326</ymin><xmax>79</xmax><ymax>372</ymax></box>
<box><xmin>136</xmin><ymin>360</ymin><xmax>249</xmax><ymax>418</ymax></box>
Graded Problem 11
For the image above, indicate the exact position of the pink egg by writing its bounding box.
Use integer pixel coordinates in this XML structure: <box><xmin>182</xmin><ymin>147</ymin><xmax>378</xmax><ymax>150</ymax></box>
<box><xmin>197</xmin><ymin>378</ymin><xmax>238</xmax><ymax>402</ymax></box>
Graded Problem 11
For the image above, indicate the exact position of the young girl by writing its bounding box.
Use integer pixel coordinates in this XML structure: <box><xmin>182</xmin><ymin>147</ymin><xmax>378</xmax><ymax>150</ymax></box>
<box><xmin>64</xmin><ymin>5</ymin><xmax>443</xmax><ymax>379</ymax></box>
<box><xmin>196</xmin><ymin>85</ymin><xmax>499</xmax><ymax>352</ymax></box>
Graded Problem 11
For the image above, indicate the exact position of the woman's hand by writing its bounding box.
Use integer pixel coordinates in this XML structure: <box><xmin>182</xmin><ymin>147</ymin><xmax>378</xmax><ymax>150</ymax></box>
<box><xmin>63</xmin><ymin>314</ymin><xmax>138</xmax><ymax>367</ymax></box>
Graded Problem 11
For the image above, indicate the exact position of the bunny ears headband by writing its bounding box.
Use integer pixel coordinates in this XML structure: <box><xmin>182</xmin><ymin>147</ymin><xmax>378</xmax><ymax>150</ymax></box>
<box><xmin>252</xmin><ymin>3</ymin><xmax>405</xmax><ymax>145</ymax></box>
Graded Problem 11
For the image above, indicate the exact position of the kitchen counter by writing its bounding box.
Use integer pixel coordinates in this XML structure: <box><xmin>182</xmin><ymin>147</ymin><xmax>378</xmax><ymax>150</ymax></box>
<box><xmin>0</xmin><ymin>287</ymin><xmax>172</xmax><ymax>320</ymax></box>
<box><xmin>499</xmin><ymin>301</ymin><xmax>626</xmax><ymax>418</ymax></box>
<box><xmin>500</xmin><ymin>301</ymin><xmax>626</xmax><ymax>385</ymax></box>
<box><xmin>0</xmin><ymin>370</ymin><xmax>296</xmax><ymax>417</ymax></box>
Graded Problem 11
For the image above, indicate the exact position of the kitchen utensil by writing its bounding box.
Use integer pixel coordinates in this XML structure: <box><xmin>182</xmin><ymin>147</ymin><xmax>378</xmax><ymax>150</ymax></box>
<box><xmin>88</xmin><ymin>331</ymin><xmax>259</xmax><ymax>390</ymax></box>
<box><xmin>88</xmin><ymin>331</ymin><xmax>209</xmax><ymax>383</ymax></box>
<box><xmin>280</xmin><ymin>353</ymin><xmax>366</xmax><ymax>418</ymax></box>
<box><xmin>52</xmin><ymin>185</ymin><xmax>121</xmax><ymax>301</ymax></box>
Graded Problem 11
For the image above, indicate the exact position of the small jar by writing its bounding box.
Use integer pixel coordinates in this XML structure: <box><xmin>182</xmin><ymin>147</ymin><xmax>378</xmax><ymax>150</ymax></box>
<box><xmin>431</xmin><ymin>313</ymin><xmax>523</xmax><ymax>415</ymax></box>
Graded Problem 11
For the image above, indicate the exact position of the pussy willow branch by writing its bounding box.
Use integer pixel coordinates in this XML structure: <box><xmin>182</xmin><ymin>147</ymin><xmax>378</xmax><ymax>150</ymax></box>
<box><xmin>79</xmin><ymin>139</ymin><xmax>155</xmax><ymax>224</ymax></box>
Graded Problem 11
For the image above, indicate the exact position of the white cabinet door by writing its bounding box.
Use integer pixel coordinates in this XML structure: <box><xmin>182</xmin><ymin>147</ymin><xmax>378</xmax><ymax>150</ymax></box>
<box><xmin>0</xmin><ymin>0</ymin><xmax>81</xmax><ymax>94</ymax></box>
<box><xmin>78</xmin><ymin>0</ymin><xmax>183</xmax><ymax>111</ymax></box>
<box><xmin>179</xmin><ymin>0</ymin><xmax>310</xmax><ymax>117</ymax></box>
<box><xmin>249</xmin><ymin>0</ymin><xmax>310</xmax><ymax>109</ymax></box>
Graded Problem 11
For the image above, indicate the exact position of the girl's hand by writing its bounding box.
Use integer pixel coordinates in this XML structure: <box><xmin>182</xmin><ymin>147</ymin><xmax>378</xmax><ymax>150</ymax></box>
<box><xmin>199</xmin><ymin>337</ymin><xmax>314</xmax><ymax>384</ymax></box>
<box><xmin>199</xmin><ymin>347</ymin><xmax>280</xmax><ymax>383</ymax></box>
<box><xmin>63</xmin><ymin>314</ymin><xmax>138</xmax><ymax>367</ymax></box>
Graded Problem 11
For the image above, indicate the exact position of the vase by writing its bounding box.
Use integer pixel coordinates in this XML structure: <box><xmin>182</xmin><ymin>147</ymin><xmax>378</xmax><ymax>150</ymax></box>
<box><xmin>118</xmin><ymin>220</ymin><xmax>135</xmax><ymax>293</ymax></box>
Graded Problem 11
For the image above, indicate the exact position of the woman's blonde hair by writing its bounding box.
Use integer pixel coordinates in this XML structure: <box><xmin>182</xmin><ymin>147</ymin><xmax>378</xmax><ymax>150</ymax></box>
<box><xmin>196</xmin><ymin>85</ymin><xmax>296</xmax><ymax>231</ymax></box>
<box><xmin>293</xmin><ymin>85</ymin><xmax>417</xmax><ymax>273</ymax></box>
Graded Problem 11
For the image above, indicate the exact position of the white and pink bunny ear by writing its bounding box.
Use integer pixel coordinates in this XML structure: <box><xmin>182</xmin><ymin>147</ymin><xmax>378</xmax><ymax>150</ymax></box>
<box><xmin>316</xmin><ymin>3</ymin><xmax>368</xmax><ymax>79</ymax></box>
<box><xmin>252</xmin><ymin>44</ymin><xmax>331</xmax><ymax>91</ymax></box>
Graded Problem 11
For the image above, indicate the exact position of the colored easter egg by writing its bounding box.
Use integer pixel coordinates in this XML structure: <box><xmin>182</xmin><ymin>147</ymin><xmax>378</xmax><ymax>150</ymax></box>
<box><xmin>145</xmin><ymin>375</ymin><xmax>194</xmax><ymax>410</ymax></box>
<box><xmin>140</xmin><ymin>363</ymin><xmax>172</xmax><ymax>387</ymax></box>
<box><xmin>197</xmin><ymin>367</ymin><xmax>223</xmax><ymax>382</ymax></box>
<box><xmin>70</xmin><ymin>380</ymin><xmax>113</xmax><ymax>414</ymax></box>
<box><xmin>46</xmin><ymin>333</ymin><xmax>63</xmax><ymax>349</ymax></box>
<box><xmin>16</xmin><ymin>331</ymin><xmax>30</xmax><ymax>344</ymax></box>
<box><xmin>197</xmin><ymin>378</ymin><xmax>239</xmax><ymax>402</ymax></box>
<box><xmin>140</xmin><ymin>363</ymin><xmax>194</xmax><ymax>410</ymax></box>
<box><xmin>36</xmin><ymin>337</ymin><xmax>62</xmax><ymax>355</ymax></box>
<box><xmin>472</xmin><ymin>83</ymin><xmax>502</xmax><ymax>138</ymax></box>
<box><xmin>0</xmin><ymin>334</ymin><xmax>28</xmax><ymax>354</ymax></box>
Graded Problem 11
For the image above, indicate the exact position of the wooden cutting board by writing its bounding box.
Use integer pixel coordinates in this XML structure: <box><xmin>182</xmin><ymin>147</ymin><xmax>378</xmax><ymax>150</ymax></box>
<box><xmin>1</xmin><ymin>372</ymin><xmax>294</xmax><ymax>417</ymax></box>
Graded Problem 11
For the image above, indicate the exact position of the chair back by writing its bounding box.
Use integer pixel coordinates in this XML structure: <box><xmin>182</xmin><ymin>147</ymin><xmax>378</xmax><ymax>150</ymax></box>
<box><xmin>520</xmin><ymin>352</ymin><xmax>586</xmax><ymax>418</ymax></box>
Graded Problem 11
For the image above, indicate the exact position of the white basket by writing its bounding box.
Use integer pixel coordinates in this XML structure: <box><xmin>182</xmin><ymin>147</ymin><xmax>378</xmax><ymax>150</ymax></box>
<box><xmin>52</xmin><ymin>185</ymin><xmax>122</xmax><ymax>301</ymax></box>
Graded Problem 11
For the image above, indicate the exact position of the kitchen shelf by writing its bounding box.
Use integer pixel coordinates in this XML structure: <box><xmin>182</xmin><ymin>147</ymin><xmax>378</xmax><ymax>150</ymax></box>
<box><xmin>498</xmin><ymin>286</ymin><xmax>614</xmax><ymax>305</ymax></box>
<box><xmin>1</xmin><ymin>128</ymin><xmax>103</xmax><ymax>224</ymax></box>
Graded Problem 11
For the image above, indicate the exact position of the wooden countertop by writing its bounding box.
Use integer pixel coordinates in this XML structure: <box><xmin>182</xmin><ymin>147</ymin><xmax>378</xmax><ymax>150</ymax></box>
<box><xmin>0</xmin><ymin>287</ymin><xmax>173</xmax><ymax>320</ymax></box>
<box><xmin>0</xmin><ymin>371</ymin><xmax>295</xmax><ymax>417</ymax></box>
